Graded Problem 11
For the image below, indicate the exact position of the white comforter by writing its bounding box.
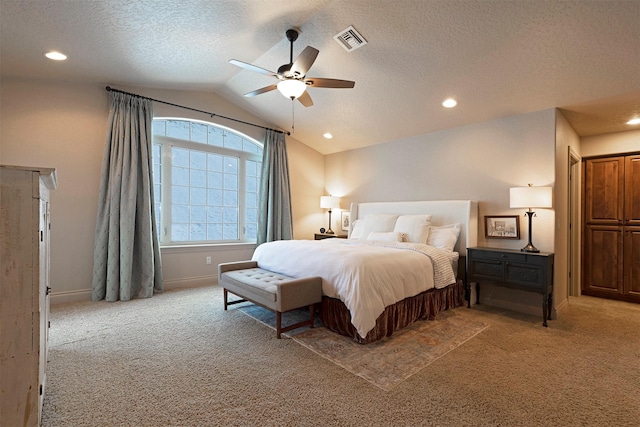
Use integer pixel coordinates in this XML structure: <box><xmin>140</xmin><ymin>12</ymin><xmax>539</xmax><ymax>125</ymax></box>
<box><xmin>251</xmin><ymin>239</ymin><xmax>458</xmax><ymax>339</ymax></box>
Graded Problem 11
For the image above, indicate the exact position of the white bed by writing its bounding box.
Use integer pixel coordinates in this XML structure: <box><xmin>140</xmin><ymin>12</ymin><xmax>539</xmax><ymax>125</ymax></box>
<box><xmin>252</xmin><ymin>200</ymin><xmax>478</xmax><ymax>343</ymax></box>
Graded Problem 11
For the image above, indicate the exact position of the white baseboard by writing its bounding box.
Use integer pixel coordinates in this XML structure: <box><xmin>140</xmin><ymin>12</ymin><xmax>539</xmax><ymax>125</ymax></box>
<box><xmin>50</xmin><ymin>276</ymin><xmax>218</xmax><ymax>305</ymax></box>
<box><xmin>51</xmin><ymin>289</ymin><xmax>93</xmax><ymax>305</ymax></box>
<box><xmin>162</xmin><ymin>275</ymin><xmax>217</xmax><ymax>290</ymax></box>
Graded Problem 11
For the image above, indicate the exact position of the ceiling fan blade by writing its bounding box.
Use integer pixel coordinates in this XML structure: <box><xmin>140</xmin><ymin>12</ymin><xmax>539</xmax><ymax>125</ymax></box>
<box><xmin>304</xmin><ymin>78</ymin><xmax>355</xmax><ymax>88</ymax></box>
<box><xmin>297</xmin><ymin>90</ymin><xmax>313</xmax><ymax>107</ymax></box>
<box><xmin>290</xmin><ymin>46</ymin><xmax>319</xmax><ymax>77</ymax></box>
<box><xmin>229</xmin><ymin>59</ymin><xmax>278</xmax><ymax>77</ymax></box>
<box><xmin>244</xmin><ymin>84</ymin><xmax>278</xmax><ymax>97</ymax></box>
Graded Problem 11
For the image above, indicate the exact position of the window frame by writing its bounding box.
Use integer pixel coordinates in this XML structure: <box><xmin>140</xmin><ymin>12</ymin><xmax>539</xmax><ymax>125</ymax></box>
<box><xmin>152</xmin><ymin>118</ymin><xmax>263</xmax><ymax>247</ymax></box>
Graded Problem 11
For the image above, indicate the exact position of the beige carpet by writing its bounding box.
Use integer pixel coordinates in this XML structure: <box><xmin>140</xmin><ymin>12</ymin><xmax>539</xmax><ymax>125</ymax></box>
<box><xmin>42</xmin><ymin>285</ymin><xmax>640</xmax><ymax>426</ymax></box>
<box><xmin>238</xmin><ymin>303</ymin><xmax>488</xmax><ymax>390</ymax></box>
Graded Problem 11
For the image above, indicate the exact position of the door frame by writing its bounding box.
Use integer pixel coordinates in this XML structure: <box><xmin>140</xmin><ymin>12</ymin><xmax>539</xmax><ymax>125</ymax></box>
<box><xmin>568</xmin><ymin>147</ymin><xmax>581</xmax><ymax>297</ymax></box>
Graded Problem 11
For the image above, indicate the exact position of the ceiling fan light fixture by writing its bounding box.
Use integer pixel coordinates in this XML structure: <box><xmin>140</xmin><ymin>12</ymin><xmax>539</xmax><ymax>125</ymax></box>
<box><xmin>277</xmin><ymin>79</ymin><xmax>307</xmax><ymax>99</ymax></box>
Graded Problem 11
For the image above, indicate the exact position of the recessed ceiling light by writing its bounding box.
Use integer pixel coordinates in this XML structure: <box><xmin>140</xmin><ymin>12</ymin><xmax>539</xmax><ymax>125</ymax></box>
<box><xmin>442</xmin><ymin>98</ymin><xmax>457</xmax><ymax>108</ymax></box>
<box><xmin>627</xmin><ymin>118</ymin><xmax>640</xmax><ymax>125</ymax></box>
<box><xmin>45</xmin><ymin>51</ymin><xmax>67</xmax><ymax>61</ymax></box>
<box><xmin>323</xmin><ymin>133</ymin><xmax>333</xmax><ymax>139</ymax></box>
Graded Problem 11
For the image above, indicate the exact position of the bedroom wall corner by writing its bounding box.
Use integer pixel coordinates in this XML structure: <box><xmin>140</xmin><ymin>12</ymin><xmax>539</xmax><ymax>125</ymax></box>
<box><xmin>554</xmin><ymin>109</ymin><xmax>582</xmax><ymax>311</ymax></box>
<box><xmin>285</xmin><ymin>134</ymin><xmax>326</xmax><ymax>240</ymax></box>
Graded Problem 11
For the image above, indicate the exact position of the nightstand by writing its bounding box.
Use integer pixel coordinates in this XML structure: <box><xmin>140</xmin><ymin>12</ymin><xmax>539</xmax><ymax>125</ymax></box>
<box><xmin>467</xmin><ymin>247</ymin><xmax>555</xmax><ymax>326</ymax></box>
<box><xmin>314</xmin><ymin>233</ymin><xmax>347</xmax><ymax>240</ymax></box>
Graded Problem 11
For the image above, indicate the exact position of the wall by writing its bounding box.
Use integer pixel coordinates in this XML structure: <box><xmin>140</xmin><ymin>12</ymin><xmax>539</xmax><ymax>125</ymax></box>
<box><xmin>286</xmin><ymin>134</ymin><xmax>326</xmax><ymax>237</ymax></box>
<box><xmin>325</xmin><ymin>109</ymin><xmax>559</xmax><ymax>315</ymax></box>
<box><xmin>554</xmin><ymin>110</ymin><xmax>582</xmax><ymax>309</ymax></box>
<box><xmin>0</xmin><ymin>78</ymin><xmax>325</xmax><ymax>303</ymax></box>
<box><xmin>1</xmin><ymin>80</ymin><xmax>107</xmax><ymax>303</ymax></box>
<box><xmin>580</xmin><ymin>129</ymin><xmax>640</xmax><ymax>157</ymax></box>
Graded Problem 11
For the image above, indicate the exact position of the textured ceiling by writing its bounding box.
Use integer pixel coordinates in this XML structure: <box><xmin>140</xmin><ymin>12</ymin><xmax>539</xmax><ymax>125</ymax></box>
<box><xmin>1</xmin><ymin>0</ymin><xmax>639</xmax><ymax>154</ymax></box>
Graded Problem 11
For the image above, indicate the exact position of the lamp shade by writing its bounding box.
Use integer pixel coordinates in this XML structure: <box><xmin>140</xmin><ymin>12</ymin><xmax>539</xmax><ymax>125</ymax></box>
<box><xmin>510</xmin><ymin>186</ymin><xmax>552</xmax><ymax>209</ymax></box>
<box><xmin>277</xmin><ymin>79</ymin><xmax>307</xmax><ymax>99</ymax></box>
<box><xmin>320</xmin><ymin>195</ymin><xmax>341</xmax><ymax>209</ymax></box>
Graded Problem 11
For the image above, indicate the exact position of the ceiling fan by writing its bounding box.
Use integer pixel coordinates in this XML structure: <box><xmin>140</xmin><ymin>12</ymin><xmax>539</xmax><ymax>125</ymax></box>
<box><xmin>229</xmin><ymin>29</ymin><xmax>355</xmax><ymax>107</ymax></box>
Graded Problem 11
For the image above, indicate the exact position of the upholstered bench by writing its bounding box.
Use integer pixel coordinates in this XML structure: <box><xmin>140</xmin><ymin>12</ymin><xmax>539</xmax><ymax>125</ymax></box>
<box><xmin>218</xmin><ymin>261</ymin><xmax>322</xmax><ymax>338</ymax></box>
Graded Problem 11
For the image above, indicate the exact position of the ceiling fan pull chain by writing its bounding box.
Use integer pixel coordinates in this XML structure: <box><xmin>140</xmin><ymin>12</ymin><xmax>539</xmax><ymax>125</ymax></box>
<box><xmin>291</xmin><ymin>99</ymin><xmax>295</xmax><ymax>133</ymax></box>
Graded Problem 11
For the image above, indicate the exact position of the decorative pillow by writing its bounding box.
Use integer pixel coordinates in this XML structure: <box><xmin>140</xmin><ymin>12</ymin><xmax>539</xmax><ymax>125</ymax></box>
<box><xmin>359</xmin><ymin>214</ymin><xmax>399</xmax><ymax>240</ymax></box>
<box><xmin>366</xmin><ymin>231</ymin><xmax>406</xmax><ymax>242</ymax></box>
<box><xmin>393</xmin><ymin>214</ymin><xmax>433</xmax><ymax>244</ymax></box>
<box><xmin>349</xmin><ymin>219</ymin><xmax>364</xmax><ymax>239</ymax></box>
<box><xmin>427</xmin><ymin>223</ymin><xmax>461</xmax><ymax>251</ymax></box>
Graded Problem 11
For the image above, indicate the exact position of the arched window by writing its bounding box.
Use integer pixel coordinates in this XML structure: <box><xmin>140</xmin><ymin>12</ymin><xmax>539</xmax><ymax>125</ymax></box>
<box><xmin>152</xmin><ymin>118</ymin><xmax>262</xmax><ymax>245</ymax></box>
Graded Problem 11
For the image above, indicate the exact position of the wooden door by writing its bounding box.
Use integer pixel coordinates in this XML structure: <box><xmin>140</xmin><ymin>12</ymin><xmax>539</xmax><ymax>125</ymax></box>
<box><xmin>583</xmin><ymin>154</ymin><xmax>640</xmax><ymax>303</ymax></box>
<box><xmin>584</xmin><ymin>157</ymin><xmax>624</xmax><ymax>224</ymax></box>
<box><xmin>624</xmin><ymin>227</ymin><xmax>640</xmax><ymax>302</ymax></box>
<box><xmin>582</xmin><ymin>225</ymin><xmax>624</xmax><ymax>298</ymax></box>
<box><xmin>625</xmin><ymin>155</ymin><xmax>640</xmax><ymax>226</ymax></box>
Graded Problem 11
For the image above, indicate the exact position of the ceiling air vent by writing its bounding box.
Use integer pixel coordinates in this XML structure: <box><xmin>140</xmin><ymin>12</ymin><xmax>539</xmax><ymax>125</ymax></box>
<box><xmin>333</xmin><ymin>26</ymin><xmax>367</xmax><ymax>52</ymax></box>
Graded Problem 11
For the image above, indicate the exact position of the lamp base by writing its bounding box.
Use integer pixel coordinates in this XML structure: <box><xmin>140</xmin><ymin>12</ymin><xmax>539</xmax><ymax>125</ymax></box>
<box><xmin>325</xmin><ymin>209</ymin><xmax>335</xmax><ymax>235</ymax></box>
<box><xmin>521</xmin><ymin>243</ymin><xmax>540</xmax><ymax>253</ymax></box>
<box><xmin>521</xmin><ymin>211</ymin><xmax>540</xmax><ymax>252</ymax></box>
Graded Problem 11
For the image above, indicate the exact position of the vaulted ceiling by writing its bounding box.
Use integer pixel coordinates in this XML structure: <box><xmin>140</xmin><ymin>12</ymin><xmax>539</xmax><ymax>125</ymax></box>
<box><xmin>1</xmin><ymin>0</ymin><xmax>638</xmax><ymax>154</ymax></box>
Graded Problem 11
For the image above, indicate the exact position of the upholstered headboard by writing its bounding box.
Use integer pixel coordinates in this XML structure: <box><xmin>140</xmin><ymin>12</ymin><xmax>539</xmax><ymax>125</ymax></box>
<box><xmin>349</xmin><ymin>200</ymin><xmax>478</xmax><ymax>256</ymax></box>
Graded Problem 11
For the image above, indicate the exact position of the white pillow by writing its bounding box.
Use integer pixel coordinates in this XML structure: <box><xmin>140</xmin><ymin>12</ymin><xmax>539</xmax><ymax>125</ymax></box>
<box><xmin>427</xmin><ymin>223</ymin><xmax>461</xmax><ymax>252</ymax></box>
<box><xmin>359</xmin><ymin>214</ymin><xmax>399</xmax><ymax>240</ymax></box>
<box><xmin>349</xmin><ymin>219</ymin><xmax>364</xmax><ymax>239</ymax></box>
<box><xmin>366</xmin><ymin>231</ymin><xmax>406</xmax><ymax>242</ymax></box>
<box><xmin>393</xmin><ymin>214</ymin><xmax>432</xmax><ymax>244</ymax></box>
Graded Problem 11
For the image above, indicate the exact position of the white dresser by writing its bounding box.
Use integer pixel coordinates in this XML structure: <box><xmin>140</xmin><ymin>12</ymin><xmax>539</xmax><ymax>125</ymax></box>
<box><xmin>1</xmin><ymin>165</ymin><xmax>57</xmax><ymax>426</ymax></box>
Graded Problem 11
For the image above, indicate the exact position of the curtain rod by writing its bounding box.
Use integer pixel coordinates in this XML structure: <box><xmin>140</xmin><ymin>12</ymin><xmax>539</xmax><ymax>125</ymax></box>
<box><xmin>105</xmin><ymin>86</ymin><xmax>290</xmax><ymax>136</ymax></box>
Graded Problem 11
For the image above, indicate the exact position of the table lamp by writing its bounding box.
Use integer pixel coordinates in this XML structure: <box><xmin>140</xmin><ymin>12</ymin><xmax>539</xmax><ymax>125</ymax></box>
<box><xmin>320</xmin><ymin>195</ymin><xmax>341</xmax><ymax>234</ymax></box>
<box><xmin>510</xmin><ymin>184</ymin><xmax>552</xmax><ymax>252</ymax></box>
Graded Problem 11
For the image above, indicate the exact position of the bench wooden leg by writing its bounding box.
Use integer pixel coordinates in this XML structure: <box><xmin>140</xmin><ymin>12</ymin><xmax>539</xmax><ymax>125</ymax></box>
<box><xmin>223</xmin><ymin>289</ymin><xmax>248</xmax><ymax>309</ymax></box>
<box><xmin>275</xmin><ymin>304</ymin><xmax>318</xmax><ymax>339</ymax></box>
<box><xmin>276</xmin><ymin>311</ymin><xmax>282</xmax><ymax>339</ymax></box>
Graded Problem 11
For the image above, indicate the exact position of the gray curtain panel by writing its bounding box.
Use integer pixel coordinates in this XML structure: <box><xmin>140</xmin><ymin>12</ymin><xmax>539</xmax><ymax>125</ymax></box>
<box><xmin>257</xmin><ymin>130</ymin><xmax>293</xmax><ymax>245</ymax></box>
<box><xmin>91</xmin><ymin>92</ymin><xmax>163</xmax><ymax>301</ymax></box>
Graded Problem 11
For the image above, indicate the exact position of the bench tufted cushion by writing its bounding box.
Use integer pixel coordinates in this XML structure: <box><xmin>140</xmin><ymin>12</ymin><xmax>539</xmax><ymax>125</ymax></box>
<box><xmin>221</xmin><ymin>268</ymin><xmax>293</xmax><ymax>302</ymax></box>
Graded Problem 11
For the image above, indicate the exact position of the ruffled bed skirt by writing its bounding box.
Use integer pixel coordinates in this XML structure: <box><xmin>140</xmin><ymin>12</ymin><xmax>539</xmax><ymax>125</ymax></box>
<box><xmin>321</xmin><ymin>280</ymin><xmax>465</xmax><ymax>344</ymax></box>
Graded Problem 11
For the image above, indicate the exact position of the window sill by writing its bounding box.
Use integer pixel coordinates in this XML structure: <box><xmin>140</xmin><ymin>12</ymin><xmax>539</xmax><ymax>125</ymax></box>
<box><xmin>160</xmin><ymin>242</ymin><xmax>257</xmax><ymax>253</ymax></box>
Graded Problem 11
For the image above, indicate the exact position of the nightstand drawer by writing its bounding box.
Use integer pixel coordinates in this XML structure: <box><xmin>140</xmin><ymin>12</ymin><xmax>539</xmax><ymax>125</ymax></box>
<box><xmin>468</xmin><ymin>258</ymin><xmax>503</xmax><ymax>281</ymax></box>
<box><xmin>469</xmin><ymin>248</ymin><xmax>549</xmax><ymax>266</ymax></box>
<box><xmin>504</xmin><ymin>262</ymin><xmax>546</xmax><ymax>288</ymax></box>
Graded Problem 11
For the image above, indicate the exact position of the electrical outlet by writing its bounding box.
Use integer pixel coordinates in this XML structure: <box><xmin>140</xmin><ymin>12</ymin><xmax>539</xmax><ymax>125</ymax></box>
<box><xmin>206</xmin><ymin>256</ymin><xmax>212</xmax><ymax>265</ymax></box>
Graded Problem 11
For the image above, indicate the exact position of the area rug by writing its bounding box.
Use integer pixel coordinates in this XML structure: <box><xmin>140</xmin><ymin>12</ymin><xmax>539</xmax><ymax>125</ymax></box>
<box><xmin>237</xmin><ymin>304</ymin><xmax>488</xmax><ymax>391</ymax></box>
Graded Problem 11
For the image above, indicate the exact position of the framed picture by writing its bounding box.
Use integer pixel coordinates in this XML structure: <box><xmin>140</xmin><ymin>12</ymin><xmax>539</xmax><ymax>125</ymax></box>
<box><xmin>341</xmin><ymin>211</ymin><xmax>350</xmax><ymax>232</ymax></box>
<box><xmin>485</xmin><ymin>215</ymin><xmax>520</xmax><ymax>239</ymax></box>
